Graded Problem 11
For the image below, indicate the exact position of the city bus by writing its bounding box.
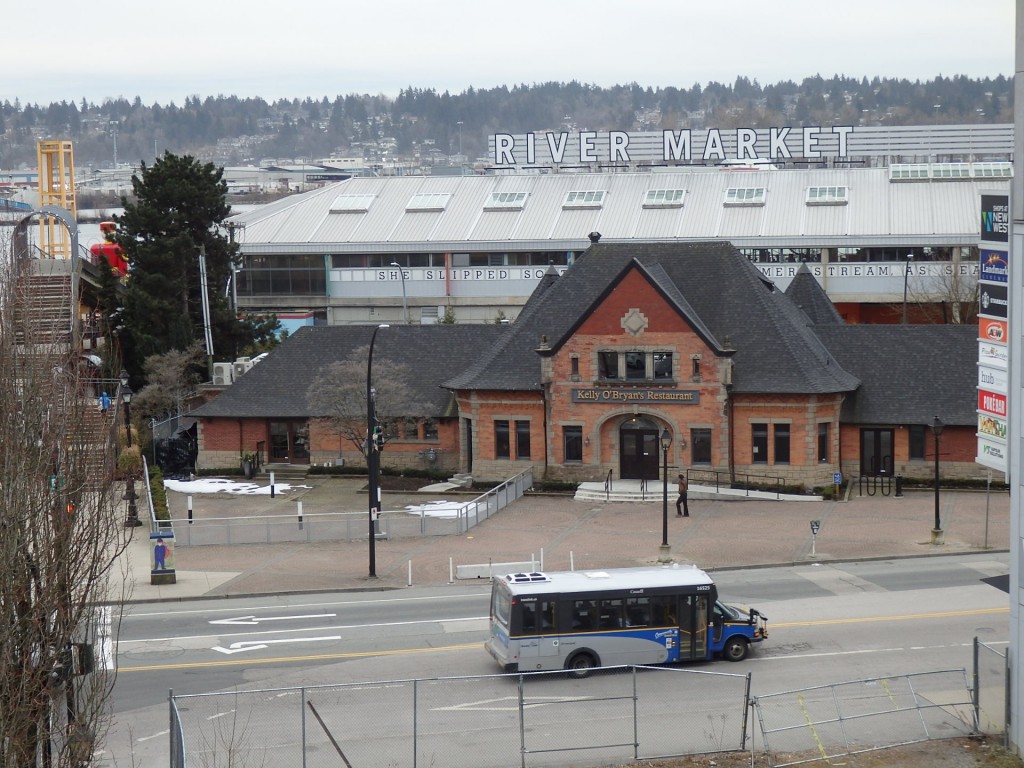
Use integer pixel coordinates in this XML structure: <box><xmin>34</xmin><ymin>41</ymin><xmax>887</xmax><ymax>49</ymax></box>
<box><xmin>485</xmin><ymin>565</ymin><xmax>767</xmax><ymax>676</ymax></box>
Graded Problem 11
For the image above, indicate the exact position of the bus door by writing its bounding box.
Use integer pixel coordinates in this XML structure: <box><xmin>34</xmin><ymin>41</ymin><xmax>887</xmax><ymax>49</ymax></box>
<box><xmin>516</xmin><ymin>598</ymin><xmax>560</xmax><ymax>663</ymax></box>
<box><xmin>675</xmin><ymin>594</ymin><xmax>709</xmax><ymax>661</ymax></box>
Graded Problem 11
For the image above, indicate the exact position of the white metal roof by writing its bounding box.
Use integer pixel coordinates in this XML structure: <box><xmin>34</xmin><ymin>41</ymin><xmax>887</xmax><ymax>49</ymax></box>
<box><xmin>228</xmin><ymin>166</ymin><xmax>1010</xmax><ymax>254</ymax></box>
<box><xmin>496</xmin><ymin>565</ymin><xmax>714</xmax><ymax>597</ymax></box>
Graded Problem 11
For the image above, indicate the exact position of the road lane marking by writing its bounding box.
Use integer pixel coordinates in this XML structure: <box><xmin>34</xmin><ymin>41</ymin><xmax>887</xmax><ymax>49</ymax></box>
<box><xmin>212</xmin><ymin>636</ymin><xmax>342</xmax><ymax>655</ymax></box>
<box><xmin>210</xmin><ymin>613</ymin><xmax>337</xmax><ymax>626</ymax></box>
<box><xmin>771</xmin><ymin>606</ymin><xmax>1007</xmax><ymax>628</ymax></box>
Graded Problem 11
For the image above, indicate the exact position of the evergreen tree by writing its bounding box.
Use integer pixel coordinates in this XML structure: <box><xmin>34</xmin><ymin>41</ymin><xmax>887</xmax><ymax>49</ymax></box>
<box><xmin>113</xmin><ymin>152</ymin><xmax>278</xmax><ymax>382</ymax></box>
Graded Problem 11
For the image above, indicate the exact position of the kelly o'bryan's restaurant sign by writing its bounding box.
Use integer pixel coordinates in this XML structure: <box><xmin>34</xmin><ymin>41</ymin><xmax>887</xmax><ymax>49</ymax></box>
<box><xmin>492</xmin><ymin>126</ymin><xmax>855</xmax><ymax>165</ymax></box>
<box><xmin>573</xmin><ymin>388</ymin><xmax>700</xmax><ymax>404</ymax></box>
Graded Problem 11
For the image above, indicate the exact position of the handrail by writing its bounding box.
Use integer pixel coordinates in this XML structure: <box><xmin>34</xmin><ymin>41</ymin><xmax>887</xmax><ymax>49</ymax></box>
<box><xmin>604</xmin><ymin>469</ymin><xmax>613</xmax><ymax>501</ymax></box>
<box><xmin>687</xmin><ymin>468</ymin><xmax>789</xmax><ymax>499</ymax></box>
<box><xmin>639</xmin><ymin>477</ymin><xmax>648</xmax><ymax>501</ymax></box>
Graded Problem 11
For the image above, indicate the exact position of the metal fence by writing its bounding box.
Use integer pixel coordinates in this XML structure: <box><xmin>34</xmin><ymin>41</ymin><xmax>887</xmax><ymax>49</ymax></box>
<box><xmin>752</xmin><ymin>669</ymin><xmax>978</xmax><ymax>767</ymax></box>
<box><xmin>169</xmin><ymin>468</ymin><xmax>533</xmax><ymax>546</ymax></box>
<box><xmin>975</xmin><ymin>637</ymin><xmax>1009</xmax><ymax>743</ymax></box>
<box><xmin>170</xmin><ymin>664</ymin><xmax>751</xmax><ymax>768</ymax></box>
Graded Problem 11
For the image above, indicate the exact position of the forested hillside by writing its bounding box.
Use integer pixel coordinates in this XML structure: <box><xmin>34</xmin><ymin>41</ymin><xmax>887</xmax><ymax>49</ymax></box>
<box><xmin>0</xmin><ymin>74</ymin><xmax>1013</xmax><ymax>169</ymax></box>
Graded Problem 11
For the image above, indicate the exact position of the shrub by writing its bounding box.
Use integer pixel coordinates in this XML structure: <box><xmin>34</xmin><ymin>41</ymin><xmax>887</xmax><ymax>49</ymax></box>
<box><xmin>148</xmin><ymin>466</ymin><xmax>171</xmax><ymax>523</ymax></box>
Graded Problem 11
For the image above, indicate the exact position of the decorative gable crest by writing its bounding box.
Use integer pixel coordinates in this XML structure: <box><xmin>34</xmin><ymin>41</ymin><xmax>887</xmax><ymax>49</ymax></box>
<box><xmin>620</xmin><ymin>308</ymin><xmax>649</xmax><ymax>336</ymax></box>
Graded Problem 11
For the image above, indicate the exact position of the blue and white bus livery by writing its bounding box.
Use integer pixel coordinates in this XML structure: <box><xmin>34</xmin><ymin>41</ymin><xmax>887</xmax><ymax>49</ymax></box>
<box><xmin>485</xmin><ymin>565</ymin><xmax>768</xmax><ymax>676</ymax></box>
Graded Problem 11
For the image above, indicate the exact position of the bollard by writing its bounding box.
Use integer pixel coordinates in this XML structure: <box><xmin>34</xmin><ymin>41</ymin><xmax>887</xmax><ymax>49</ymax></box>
<box><xmin>270</xmin><ymin>471</ymin><xmax>275</xmax><ymax>499</ymax></box>
<box><xmin>297</xmin><ymin>500</ymin><xmax>303</xmax><ymax>530</ymax></box>
<box><xmin>187</xmin><ymin>495</ymin><xmax>193</xmax><ymax>525</ymax></box>
<box><xmin>894</xmin><ymin>474</ymin><xmax>903</xmax><ymax>498</ymax></box>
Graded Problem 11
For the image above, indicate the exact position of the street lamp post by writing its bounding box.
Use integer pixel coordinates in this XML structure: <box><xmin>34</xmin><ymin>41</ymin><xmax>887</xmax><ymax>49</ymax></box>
<box><xmin>658</xmin><ymin>428</ymin><xmax>673</xmax><ymax>564</ymax></box>
<box><xmin>120</xmin><ymin>369</ymin><xmax>141</xmax><ymax>527</ymax></box>
<box><xmin>902</xmin><ymin>253</ymin><xmax>914</xmax><ymax>324</ymax></box>
<box><xmin>366</xmin><ymin>324</ymin><xmax>390</xmax><ymax>578</ymax></box>
<box><xmin>930</xmin><ymin>416</ymin><xmax>944</xmax><ymax>544</ymax></box>
<box><xmin>389</xmin><ymin>262</ymin><xmax>409</xmax><ymax>324</ymax></box>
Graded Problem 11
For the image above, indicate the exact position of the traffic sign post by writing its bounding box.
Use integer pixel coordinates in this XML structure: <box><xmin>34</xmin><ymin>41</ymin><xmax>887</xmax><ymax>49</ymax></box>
<box><xmin>832</xmin><ymin>471</ymin><xmax>842</xmax><ymax>500</ymax></box>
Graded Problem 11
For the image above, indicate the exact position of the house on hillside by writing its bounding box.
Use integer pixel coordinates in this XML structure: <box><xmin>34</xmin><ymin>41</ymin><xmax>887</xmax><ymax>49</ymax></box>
<box><xmin>192</xmin><ymin>241</ymin><xmax>983</xmax><ymax>487</ymax></box>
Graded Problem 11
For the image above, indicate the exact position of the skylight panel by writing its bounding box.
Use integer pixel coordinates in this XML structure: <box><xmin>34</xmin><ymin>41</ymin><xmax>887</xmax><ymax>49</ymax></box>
<box><xmin>329</xmin><ymin>194</ymin><xmax>375</xmax><ymax>213</ymax></box>
<box><xmin>930</xmin><ymin>163</ymin><xmax>971</xmax><ymax>179</ymax></box>
<box><xmin>973</xmin><ymin>162</ymin><xmax>1013</xmax><ymax>178</ymax></box>
<box><xmin>406</xmin><ymin>192</ymin><xmax>451</xmax><ymax>212</ymax></box>
<box><xmin>643</xmin><ymin>189</ymin><xmax>686</xmax><ymax>209</ymax></box>
<box><xmin>806</xmin><ymin>186</ymin><xmax>849</xmax><ymax>205</ymax></box>
<box><xmin>889</xmin><ymin>164</ymin><xmax>930</xmax><ymax>181</ymax></box>
<box><xmin>723</xmin><ymin>187</ymin><xmax>766</xmax><ymax>207</ymax></box>
<box><xmin>563</xmin><ymin>190</ymin><xmax>606</xmax><ymax>209</ymax></box>
<box><xmin>484</xmin><ymin>191</ymin><xmax>527</xmax><ymax>211</ymax></box>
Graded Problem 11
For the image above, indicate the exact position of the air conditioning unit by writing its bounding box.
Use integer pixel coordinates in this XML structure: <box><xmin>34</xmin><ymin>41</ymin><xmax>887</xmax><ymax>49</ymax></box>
<box><xmin>212</xmin><ymin>362</ymin><xmax>234</xmax><ymax>387</ymax></box>
<box><xmin>233</xmin><ymin>357</ymin><xmax>254</xmax><ymax>378</ymax></box>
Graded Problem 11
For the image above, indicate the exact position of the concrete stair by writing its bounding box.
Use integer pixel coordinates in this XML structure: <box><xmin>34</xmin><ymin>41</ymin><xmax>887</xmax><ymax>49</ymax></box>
<box><xmin>258</xmin><ymin>463</ymin><xmax>310</xmax><ymax>484</ymax></box>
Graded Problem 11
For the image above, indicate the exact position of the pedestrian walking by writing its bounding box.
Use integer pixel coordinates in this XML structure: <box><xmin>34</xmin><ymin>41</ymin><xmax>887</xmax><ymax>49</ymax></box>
<box><xmin>676</xmin><ymin>472</ymin><xmax>689</xmax><ymax>517</ymax></box>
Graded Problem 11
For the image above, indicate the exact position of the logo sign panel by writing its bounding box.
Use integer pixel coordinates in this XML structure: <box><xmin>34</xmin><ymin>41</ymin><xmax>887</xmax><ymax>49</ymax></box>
<box><xmin>979</xmin><ymin>317</ymin><xmax>1007</xmax><ymax>344</ymax></box>
<box><xmin>979</xmin><ymin>341</ymin><xmax>1009</xmax><ymax>369</ymax></box>
<box><xmin>980</xmin><ymin>249</ymin><xmax>1009</xmax><ymax>283</ymax></box>
<box><xmin>979</xmin><ymin>282</ymin><xmax>1008</xmax><ymax>319</ymax></box>
<box><xmin>980</xmin><ymin>194</ymin><xmax>1010</xmax><ymax>243</ymax></box>
<box><xmin>978</xmin><ymin>413</ymin><xmax>1008</xmax><ymax>441</ymax></box>
<box><xmin>978</xmin><ymin>366</ymin><xmax>1008</xmax><ymax>392</ymax></box>
<box><xmin>572</xmin><ymin>388</ymin><xmax>700</xmax><ymax>404</ymax></box>
<box><xmin>978</xmin><ymin>389</ymin><xmax>1008</xmax><ymax>417</ymax></box>
<box><xmin>976</xmin><ymin>436</ymin><xmax>1008</xmax><ymax>472</ymax></box>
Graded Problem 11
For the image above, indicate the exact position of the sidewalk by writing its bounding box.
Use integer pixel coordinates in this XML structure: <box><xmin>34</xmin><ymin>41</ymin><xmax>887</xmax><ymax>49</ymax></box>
<box><xmin>118</xmin><ymin>476</ymin><xmax>1011</xmax><ymax>603</ymax></box>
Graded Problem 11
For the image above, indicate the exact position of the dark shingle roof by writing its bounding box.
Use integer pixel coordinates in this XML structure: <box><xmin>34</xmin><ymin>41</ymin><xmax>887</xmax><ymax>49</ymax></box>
<box><xmin>785</xmin><ymin>264</ymin><xmax>844</xmax><ymax>325</ymax></box>
<box><xmin>445</xmin><ymin>241</ymin><xmax>860</xmax><ymax>395</ymax></box>
<box><xmin>812</xmin><ymin>324</ymin><xmax>978</xmax><ymax>425</ymax></box>
<box><xmin>192</xmin><ymin>324</ymin><xmax>508</xmax><ymax>418</ymax></box>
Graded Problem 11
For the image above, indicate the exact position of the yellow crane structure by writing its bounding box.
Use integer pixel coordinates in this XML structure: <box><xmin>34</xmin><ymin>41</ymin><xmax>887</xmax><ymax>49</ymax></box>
<box><xmin>36</xmin><ymin>139</ymin><xmax>77</xmax><ymax>259</ymax></box>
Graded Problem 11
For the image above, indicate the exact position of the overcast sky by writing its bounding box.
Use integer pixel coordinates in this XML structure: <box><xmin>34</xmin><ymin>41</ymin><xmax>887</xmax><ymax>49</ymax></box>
<box><xmin>4</xmin><ymin>0</ymin><xmax>1015</xmax><ymax>107</ymax></box>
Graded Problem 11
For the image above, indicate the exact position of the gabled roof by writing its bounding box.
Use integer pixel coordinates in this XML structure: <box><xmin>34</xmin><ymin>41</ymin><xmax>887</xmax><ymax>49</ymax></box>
<box><xmin>811</xmin><ymin>324</ymin><xmax>978</xmax><ymax>426</ymax></box>
<box><xmin>444</xmin><ymin>241</ymin><xmax>860</xmax><ymax>395</ymax></box>
<box><xmin>785</xmin><ymin>264</ymin><xmax>844</xmax><ymax>325</ymax></box>
<box><xmin>191</xmin><ymin>324</ymin><xmax>508</xmax><ymax>419</ymax></box>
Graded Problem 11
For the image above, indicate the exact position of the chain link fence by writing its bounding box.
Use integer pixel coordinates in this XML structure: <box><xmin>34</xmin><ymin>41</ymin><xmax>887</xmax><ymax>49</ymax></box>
<box><xmin>752</xmin><ymin>669</ymin><xmax>978</xmax><ymax>767</ymax></box>
<box><xmin>170</xmin><ymin>665</ymin><xmax>751</xmax><ymax>768</ymax></box>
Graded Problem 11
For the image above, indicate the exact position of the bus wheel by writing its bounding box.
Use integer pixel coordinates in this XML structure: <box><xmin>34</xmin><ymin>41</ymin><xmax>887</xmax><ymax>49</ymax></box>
<box><xmin>723</xmin><ymin>636</ymin><xmax>748</xmax><ymax>662</ymax></box>
<box><xmin>566</xmin><ymin>652</ymin><xmax>598</xmax><ymax>678</ymax></box>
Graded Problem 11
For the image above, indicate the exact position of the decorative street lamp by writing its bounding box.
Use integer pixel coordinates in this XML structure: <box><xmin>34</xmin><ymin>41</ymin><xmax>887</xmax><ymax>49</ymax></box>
<box><xmin>366</xmin><ymin>324</ymin><xmax>390</xmax><ymax>578</ymax></box>
<box><xmin>658</xmin><ymin>428</ymin><xmax>673</xmax><ymax>564</ymax></box>
<box><xmin>389</xmin><ymin>262</ymin><xmax>409</xmax><ymax>325</ymax></box>
<box><xmin>120</xmin><ymin>369</ymin><xmax>141</xmax><ymax>527</ymax></box>
<box><xmin>902</xmin><ymin>253</ymin><xmax>914</xmax><ymax>324</ymax></box>
<box><xmin>931</xmin><ymin>416</ymin><xmax>944</xmax><ymax>544</ymax></box>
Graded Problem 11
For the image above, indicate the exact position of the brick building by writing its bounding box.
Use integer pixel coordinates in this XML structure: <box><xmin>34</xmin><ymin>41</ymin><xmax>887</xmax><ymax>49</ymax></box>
<box><xmin>192</xmin><ymin>240</ymin><xmax>981</xmax><ymax>488</ymax></box>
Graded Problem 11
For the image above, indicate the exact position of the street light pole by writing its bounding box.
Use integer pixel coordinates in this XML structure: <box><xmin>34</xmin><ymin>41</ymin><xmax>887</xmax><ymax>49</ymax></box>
<box><xmin>366</xmin><ymin>324</ymin><xmax>390</xmax><ymax>578</ymax></box>
<box><xmin>931</xmin><ymin>416</ymin><xmax>944</xmax><ymax>544</ymax></box>
<box><xmin>658</xmin><ymin>428</ymin><xmax>673</xmax><ymax>564</ymax></box>
<box><xmin>902</xmin><ymin>253</ymin><xmax>914</xmax><ymax>324</ymax></box>
<box><xmin>119</xmin><ymin>369</ymin><xmax>141</xmax><ymax>526</ymax></box>
<box><xmin>389</xmin><ymin>262</ymin><xmax>409</xmax><ymax>324</ymax></box>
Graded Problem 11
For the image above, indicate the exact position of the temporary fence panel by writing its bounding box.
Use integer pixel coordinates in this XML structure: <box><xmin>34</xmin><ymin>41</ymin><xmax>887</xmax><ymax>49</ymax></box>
<box><xmin>975</xmin><ymin>637</ymin><xmax>1008</xmax><ymax>740</ymax></box>
<box><xmin>753</xmin><ymin>669</ymin><xmax>977</xmax><ymax>767</ymax></box>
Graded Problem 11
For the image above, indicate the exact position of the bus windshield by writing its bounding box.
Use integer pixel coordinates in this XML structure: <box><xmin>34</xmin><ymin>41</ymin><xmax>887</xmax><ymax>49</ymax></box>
<box><xmin>485</xmin><ymin>565</ymin><xmax>767</xmax><ymax>677</ymax></box>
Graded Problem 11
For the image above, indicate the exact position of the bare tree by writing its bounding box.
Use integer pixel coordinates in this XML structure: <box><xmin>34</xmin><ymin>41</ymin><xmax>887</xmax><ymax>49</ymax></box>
<box><xmin>904</xmin><ymin>262</ymin><xmax>979</xmax><ymax>324</ymax></box>
<box><xmin>133</xmin><ymin>342</ymin><xmax>205</xmax><ymax>422</ymax></box>
<box><xmin>0</xmin><ymin>227</ymin><xmax>130</xmax><ymax>767</ymax></box>
<box><xmin>306</xmin><ymin>345</ymin><xmax>425</xmax><ymax>456</ymax></box>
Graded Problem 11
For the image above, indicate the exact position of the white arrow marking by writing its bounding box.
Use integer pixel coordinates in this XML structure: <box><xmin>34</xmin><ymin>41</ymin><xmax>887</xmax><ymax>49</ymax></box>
<box><xmin>209</xmin><ymin>613</ymin><xmax>337</xmax><ymax>626</ymax></box>
<box><xmin>212</xmin><ymin>636</ymin><xmax>341</xmax><ymax>655</ymax></box>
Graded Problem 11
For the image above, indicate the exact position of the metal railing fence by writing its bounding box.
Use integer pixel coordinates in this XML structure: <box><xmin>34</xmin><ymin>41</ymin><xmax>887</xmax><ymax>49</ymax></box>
<box><xmin>974</xmin><ymin>637</ymin><xmax>1008</xmax><ymax>743</ymax></box>
<box><xmin>169</xmin><ymin>664</ymin><xmax>752</xmax><ymax>768</ymax></box>
<box><xmin>167</xmin><ymin>467</ymin><xmax>532</xmax><ymax>545</ymax></box>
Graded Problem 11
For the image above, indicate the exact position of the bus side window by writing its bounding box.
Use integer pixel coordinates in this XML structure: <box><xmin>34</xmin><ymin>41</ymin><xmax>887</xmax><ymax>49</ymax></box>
<box><xmin>626</xmin><ymin>597</ymin><xmax>651</xmax><ymax>627</ymax></box>
<box><xmin>599</xmin><ymin>598</ymin><xmax>625</xmax><ymax>629</ymax></box>
<box><xmin>520</xmin><ymin>602</ymin><xmax>538</xmax><ymax>634</ymax></box>
<box><xmin>572</xmin><ymin>600</ymin><xmax>597</xmax><ymax>631</ymax></box>
<box><xmin>540</xmin><ymin>601</ymin><xmax>555</xmax><ymax>630</ymax></box>
<box><xmin>652</xmin><ymin>595</ymin><xmax>676</xmax><ymax>626</ymax></box>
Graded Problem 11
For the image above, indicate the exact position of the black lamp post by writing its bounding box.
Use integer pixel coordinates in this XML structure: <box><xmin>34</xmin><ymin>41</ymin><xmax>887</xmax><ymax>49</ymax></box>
<box><xmin>120</xmin><ymin>370</ymin><xmax>141</xmax><ymax>527</ymax></box>
<box><xmin>930</xmin><ymin>416</ymin><xmax>944</xmax><ymax>544</ymax></box>
<box><xmin>902</xmin><ymin>253</ymin><xmax>914</xmax><ymax>324</ymax></box>
<box><xmin>658</xmin><ymin>428</ymin><xmax>673</xmax><ymax>564</ymax></box>
<box><xmin>366</xmin><ymin>324</ymin><xmax>389</xmax><ymax>578</ymax></box>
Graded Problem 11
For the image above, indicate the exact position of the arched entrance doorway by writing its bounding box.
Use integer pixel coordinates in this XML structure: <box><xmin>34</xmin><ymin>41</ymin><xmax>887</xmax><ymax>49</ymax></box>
<box><xmin>620</xmin><ymin>417</ymin><xmax>662</xmax><ymax>480</ymax></box>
